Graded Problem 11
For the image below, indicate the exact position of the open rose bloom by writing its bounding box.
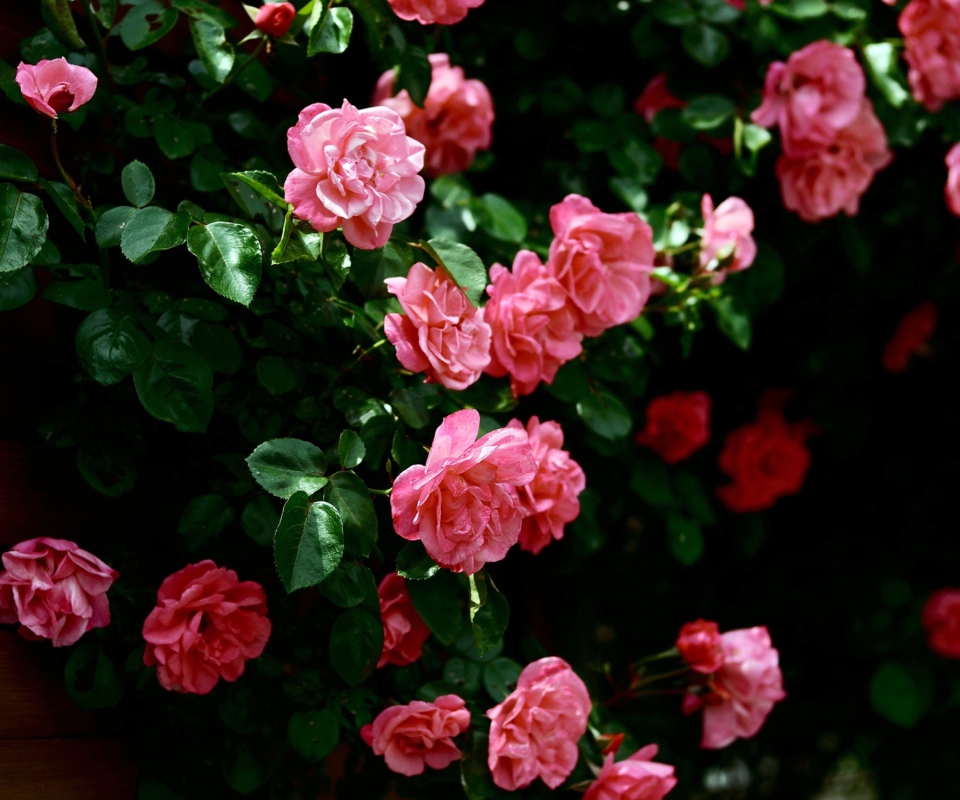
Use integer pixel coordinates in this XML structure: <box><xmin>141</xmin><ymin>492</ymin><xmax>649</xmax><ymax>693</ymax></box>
<box><xmin>387</xmin><ymin>0</ymin><xmax>485</xmax><ymax>25</ymax></box>
<box><xmin>284</xmin><ymin>100</ymin><xmax>425</xmax><ymax>249</ymax></box>
<box><xmin>487</xmin><ymin>656</ymin><xmax>591</xmax><ymax>791</ymax></box>
<box><xmin>362</xmin><ymin>695</ymin><xmax>471</xmax><ymax>776</ymax></box>
<box><xmin>635</xmin><ymin>391</ymin><xmax>711</xmax><ymax>465</ymax></box>
<box><xmin>377</xmin><ymin>572</ymin><xmax>431</xmax><ymax>668</ymax></box>
<box><xmin>391</xmin><ymin>409</ymin><xmax>537</xmax><ymax>574</ymax></box>
<box><xmin>922</xmin><ymin>588</ymin><xmax>960</xmax><ymax>659</ymax></box>
<box><xmin>900</xmin><ymin>0</ymin><xmax>960</xmax><ymax>111</ymax></box>
<box><xmin>583</xmin><ymin>745</ymin><xmax>678</xmax><ymax>800</ymax></box>
<box><xmin>0</xmin><ymin>537</ymin><xmax>118</xmax><ymax>647</ymax></box>
<box><xmin>142</xmin><ymin>561</ymin><xmax>271</xmax><ymax>695</ymax></box>
<box><xmin>946</xmin><ymin>144</ymin><xmax>960</xmax><ymax>216</ymax></box>
<box><xmin>16</xmin><ymin>58</ymin><xmax>98</xmax><ymax>119</ymax></box>
<box><xmin>700</xmin><ymin>195</ymin><xmax>757</xmax><ymax>281</ymax></box>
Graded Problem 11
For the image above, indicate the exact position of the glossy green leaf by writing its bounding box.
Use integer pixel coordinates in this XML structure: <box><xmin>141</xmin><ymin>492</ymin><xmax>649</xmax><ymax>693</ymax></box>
<box><xmin>0</xmin><ymin>184</ymin><xmax>49</xmax><ymax>273</ymax></box>
<box><xmin>423</xmin><ymin>238</ymin><xmax>487</xmax><ymax>307</ymax></box>
<box><xmin>39</xmin><ymin>179</ymin><xmax>84</xmax><ymax>239</ymax></box>
<box><xmin>288</xmin><ymin>710</ymin><xmax>340</xmax><ymax>761</ymax></box>
<box><xmin>308</xmin><ymin>7</ymin><xmax>354</xmax><ymax>56</ymax></box>
<box><xmin>318</xmin><ymin>561</ymin><xmax>378</xmax><ymax>608</ymax></box>
<box><xmin>469</xmin><ymin>571</ymin><xmax>509</xmax><ymax>656</ymax></box>
<box><xmin>120</xmin><ymin>0</ymin><xmax>179</xmax><ymax>50</ymax></box>
<box><xmin>41</xmin><ymin>0</ymin><xmax>86</xmax><ymax>49</ymax></box>
<box><xmin>95</xmin><ymin>205</ymin><xmax>137</xmax><ymax>248</ymax></box>
<box><xmin>226</xmin><ymin>170</ymin><xmax>286</xmax><ymax>207</ymax></box>
<box><xmin>0</xmin><ymin>144</ymin><xmax>38</xmax><ymax>183</ymax></box>
<box><xmin>667</xmin><ymin>513</ymin><xmax>704</xmax><ymax>565</ymax></box>
<box><xmin>482</xmin><ymin>657</ymin><xmax>522</xmax><ymax>702</ymax></box>
<box><xmin>480</xmin><ymin>194</ymin><xmax>527</xmax><ymax>243</ymax></box>
<box><xmin>91</xmin><ymin>0</ymin><xmax>117</xmax><ymax>27</ymax></box>
<box><xmin>75</xmin><ymin>309</ymin><xmax>151</xmax><ymax>386</ymax></box>
<box><xmin>396</xmin><ymin>46</ymin><xmax>432</xmax><ymax>107</ymax></box>
<box><xmin>246</xmin><ymin>438</ymin><xmax>328</xmax><ymax>499</ymax></box>
<box><xmin>192</xmin><ymin>321</ymin><xmax>242</xmax><ymax>374</ymax></box>
<box><xmin>682</xmin><ymin>95</ymin><xmax>736</xmax><ymax>131</ymax></box>
<box><xmin>43</xmin><ymin>279</ymin><xmax>109</xmax><ymax>311</ymax></box>
<box><xmin>329</xmin><ymin>607</ymin><xmax>383</xmax><ymax>686</ymax></box>
<box><xmin>190</xmin><ymin>18</ymin><xmax>235</xmax><ymax>84</ymax></box>
<box><xmin>133</xmin><ymin>340</ymin><xmax>214</xmax><ymax>433</ymax></box>
<box><xmin>275</xmin><ymin>492</ymin><xmax>344</xmax><ymax>593</ymax></box>
<box><xmin>0</xmin><ymin>266</ymin><xmax>37</xmax><ymax>310</ymax></box>
<box><xmin>242</xmin><ymin>495</ymin><xmax>280</xmax><ymax>546</ymax></box>
<box><xmin>323</xmin><ymin>471</ymin><xmax>378</xmax><ymax>557</ymax></box>
<box><xmin>713</xmin><ymin>295</ymin><xmax>752</xmax><ymax>350</ymax></box>
<box><xmin>120</xmin><ymin>207</ymin><xmax>189</xmax><ymax>264</ymax></box>
<box><xmin>577</xmin><ymin>392</ymin><xmax>632</xmax><ymax>440</ymax></box>
<box><xmin>256</xmin><ymin>355</ymin><xmax>297</xmax><ymax>394</ymax></box>
<box><xmin>864</xmin><ymin>43</ymin><xmax>911</xmax><ymax>109</ymax></box>
<box><xmin>154</xmin><ymin>115</ymin><xmax>198</xmax><ymax>160</ymax></box>
<box><xmin>178</xmin><ymin>494</ymin><xmax>235</xmax><ymax>550</ymax></box>
<box><xmin>870</xmin><ymin>662</ymin><xmax>932</xmax><ymax>727</ymax></box>
<box><xmin>338</xmin><ymin>430</ymin><xmax>365</xmax><ymax>470</ymax></box>
<box><xmin>122</xmin><ymin>160</ymin><xmax>155</xmax><ymax>208</ymax></box>
<box><xmin>64</xmin><ymin>640</ymin><xmax>122</xmax><ymax>711</ymax></box>
<box><xmin>396</xmin><ymin>540</ymin><xmax>440</xmax><ymax>581</ymax></box>
<box><xmin>187</xmin><ymin>221</ymin><xmax>262</xmax><ymax>307</ymax></box>
<box><xmin>408</xmin><ymin>571</ymin><xmax>463</xmax><ymax>645</ymax></box>
<box><xmin>681</xmin><ymin>23</ymin><xmax>729</xmax><ymax>68</ymax></box>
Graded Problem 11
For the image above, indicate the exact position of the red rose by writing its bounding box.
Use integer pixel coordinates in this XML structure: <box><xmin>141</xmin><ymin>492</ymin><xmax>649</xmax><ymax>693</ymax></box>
<box><xmin>922</xmin><ymin>588</ymin><xmax>960</xmax><ymax>659</ymax></box>
<box><xmin>676</xmin><ymin>619</ymin><xmax>724</xmax><ymax>674</ymax></box>
<box><xmin>254</xmin><ymin>2</ymin><xmax>296</xmax><ymax>37</ymax></box>
<box><xmin>635</xmin><ymin>391</ymin><xmax>711</xmax><ymax>465</ymax></box>
<box><xmin>377</xmin><ymin>572</ymin><xmax>431</xmax><ymax>668</ymax></box>
<box><xmin>882</xmin><ymin>302</ymin><xmax>937</xmax><ymax>373</ymax></box>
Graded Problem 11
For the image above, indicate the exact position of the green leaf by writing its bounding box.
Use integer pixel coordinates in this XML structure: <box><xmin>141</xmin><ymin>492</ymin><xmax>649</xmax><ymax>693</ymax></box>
<box><xmin>482</xmin><ymin>657</ymin><xmax>522</xmax><ymax>702</ymax></box>
<box><xmin>246</xmin><ymin>438</ymin><xmax>329</xmax><ymax>499</ymax></box>
<box><xmin>864</xmin><ymin>42</ymin><xmax>911</xmax><ymax>109</ymax></box>
<box><xmin>64</xmin><ymin>640</ymin><xmax>122</xmax><ymax>711</ymax></box>
<box><xmin>577</xmin><ymin>392</ymin><xmax>632</xmax><ymax>440</ymax></box>
<box><xmin>423</xmin><ymin>239</ymin><xmax>487</xmax><ymax>307</ymax></box>
<box><xmin>226</xmin><ymin>170</ymin><xmax>286</xmax><ymax>207</ymax></box>
<box><xmin>133</xmin><ymin>340</ymin><xmax>214</xmax><ymax>433</ymax></box>
<box><xmin>630</xmin><ymin>459</ymin><xmax>675</xmax><ymax>507</ymax></box>
<box><xmin>338</xmin><ymin>430</ymin><xmax>365</xmax><ymax>470</ymax></box>
<box><xmin>407</xmin><ymin>571</ymin><xmax>463</xmax><ymax>645</ymax></box>
<box><xmin>222</xmin><ymin>742</ymin><xmax>268</xmax><ymax>795</ymax></box>
<box><xmin>75</xmin><ymin>309</ymin><xmax>151</xmax><ymax>385</ymax></box>
<box><xmin>41</xmin><ymin>0</ymin><xmax>86</xmax><ymax>50</ymax></box>
<box><xmin>318</xmin><ymin>561</ymin><xmax>378</xmax><ymax>608</ymax></box>
<box><xmin>237</xmin><ymin>58</ymin><xmax>273</xmax><ymax>102</ymax></box>
<box><xmin>0</xmin><ymin>144</ymin><xmax>38</xmax><ymax>183</ymax></box>
<box><xmin>256</xmin><ymin>355</ymin><xmax>297</xmax><ymax>394</ymax></box>
<box><xmin>120</xmin><ymin>207</ymin><xmax>189</xmax><ymax>264</ymax></box>
<box><xmin>396</xmin><ymin>46</ymin><xmax>432</xmax><ymax>107</ymax></box>
<box><xmin>91</xmin><ymin>0</ymin><xmax>117</xmax><ymax>27</ymax></box>
<box><xmin>275</xmin><ymin>492</ymin><xmax>344</xmax><ymax>592</ymax></box>
<box><xmin>681</xmin><ymin>23</ymin><xmax>729</xmax><ymax>68</ymax></box>
<box><xmin>480</xmin><ymin>194</ymin><xmax>527</xmax><ymax>243</ymax></box>
<box><xmin>95</xmin><ymin>205</ymin><xmax>137</xmax><ymax>248</ymax></box>
<box><xmin>870</xmin><ymin>661</ymin><xmax>932</xmax><ymax>727</ymax></box>
<box><xmin>39</xmin><ymin>179</ymin><xmax>84</xmax><ymax>239</ymax></box>
<box><xmin>242</xmin><ymin>495</ymin><xmax>279</xmax><ymax>546</ymax></box>
<box><xmin>350</xmin><ymin>240</ymin><xmax>415</xmax><ymax>296</ymax></box>
<box><xmin>190</xmin><ymin>18</ymin><xmax>235</xmax><ymax>84</ymax></box>
<box><xmin>192</xmin><ymin>321</ymin><xmax>242</xmax><ymax>374</ymax></box>
<box><xmin>0</xmin><ymin>267</ymin><xmax>37</xmax><ymax>310</ymax></box>
<box><xmin>469</xmin><ymin>571</ymin><xmax>509</xmax><ymax>656</ymax></box>
<box><xmin>667</xmin><ymin>513</ymin><xmax>704</xmax><ymax>565</ymax></box>
<box><xmin>77</xmin><ymin>434</ymin><xmax>136</xmax><ymax>498</ymax></box>
<box><xmin>0</xmin><ymin>184</ymin><xmax>49</xmax><ymax>273</ymax></box>
<box><xmin>288</xmin><ymin>710</ymin><xmax>340</xmax><ymax>761</ymax></box>
<box><xmin>653</xmin><ymin>0</ymin><xmax>697</xmax><ymax>25</ymax></box>
<box><xmin>187</xmin><ymin>221</ymin><xmax>262</xmax><ymax>306</ymax></box>
<box><xmin>681</xmin><ymin>95</ymin><xmax>736</xmax><ymax>131</ymax></box>
<box><xmin>308</xmin><ymin>6</ymin><xmax>354</xmax><ymax>56</ymax></box>
<box><xmin>120</xmin><ymin>0</ymin><xmax>179</xmax><ymax>50</ymax></box>
<box><xmin>770</xmin><ymin>0</ymin><xmax>829</xmax><ymax>18</ymax></box>
<box><xmin>713</xmin><ymin>295</ymin><xmax>752</xmax><ymax>350</ymax></box>
<box><xmin>324</xmin><ymin>471</ymin><xmax>378</xmax><ymax>557</ymax></box>
<box><xmin>43</xmin><ymin>278</ymin><xmax>110</xmax><ymax>311</ymax></box>
<box><xmin>178</xmin><ymin>494</ymin><xmax>235</xmax><ymax>550</ymax></box>
<box><xmin>674</xmin><ymin>472</ymin><xmax>716</xmax><ymax>526</ymax></box>
<box><xmin>329</xmin><ymin>607</ymin><xmax>383</xmax><ymax>686</ymax></box>
<box><xmin>171</xmin><ymin>0</ymin><xmax>238</xmax><ymax>27</ymax></box>
<box><xmin>154</xmin><ymin>115</ymin><xmax>198</xmax><ymax>160</ymax></box>
<box><xmin>396</xmin><ymin>541</ymin><xmax>440</xmax><ymax>581</ymax></box>
<box><xmin>122</xmin><ymin>160</ymin><xmax>155</xmax><ymax>208</ymax></box>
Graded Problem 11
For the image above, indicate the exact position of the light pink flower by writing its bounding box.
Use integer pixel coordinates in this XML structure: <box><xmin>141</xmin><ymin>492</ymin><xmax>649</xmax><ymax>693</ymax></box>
<box><xmin>946</xmin><ymin>143</ymin><xmax>960</xmax><ymax>216</ymax></box>
<box><xmin>384</xmin><ymin>262</ymin><xmax>492</xmax><ymax>391</ymax></box>
<box><xmin>377</xmin><ymin>571</ymin><xmax>431</xmax><ymax>668</ymax></box>
<box><xmin>700</xmin><ymin>195</ymin><xmax>757</xmax><ymax>281</ymax></box>
<box><xmin>361</xmin><ymin>695</ymin><xmax>471</xmax><ymax>776</ymax></box>
<box><xmin>142</xmin><ymin>561</ymin><xmax>271</xmax><ymax>695</ymax></box>
<box><xmin>487</xmin><ymin>656</ymin><xmax>591</xmax><ymax>791</ymax></box>
<box><xmin>391</xmin><ymin>409</ymin><xmax>537</xmax><ymax>575</ymax></box>
<box><xmin>373</xmin><ymin>54</ymin><xmax>494</xmax><ymax>176</ymax></box>
<box><xmin>900</xmin><ymin>0</ymin><xmax>960</xmax><ymax>111</ymax></box>
<box><xmin>0</xmin><ymin>537</ymin><xmax>118</xmax><ymax>648</ymax></box>
<box><xmin>547</xmin><ymin>195</ymin><xmax>656</xmax><ymax>337</ymax></box>
<box><xmin>484</xmin><ymin>250</ymin><xmax>583</xmax><ymax>397</ymax></box>
<box><xmin>775</xmin><ymin>100</ymin><xmax>892</xmax><ymax>223</ymax></box>
<box><xmin>751</xmin><ymin>41</ymin><xmax>866</xmax><ymax>157</ymax></box>
<box><xmin>583</xmin><ymin>745</ymin><xmax>678</xmax><ymax>800</ymax></box>
<box><xmin>254</xmin><ymin>2</ymin><xmax>296</xmax><ymax>36</ymax></box>
<box><xmin>507</xmin><ymin>417</ymin><xmax>586</xmax><ymax>555</ymax></box>
<box><xmin>284</xmin><ymin>100</ymin><xmax>425</xmax><ymax>249</ymax></box>
<box><xmin>387</xmin><ymin>0</ymin><xmax>485</xmax><ymax>25</ymax></box>
<box><xmin>15</xmin><ymin>59</ymin><xmax>98</xmax><ymax>119</ymax></box>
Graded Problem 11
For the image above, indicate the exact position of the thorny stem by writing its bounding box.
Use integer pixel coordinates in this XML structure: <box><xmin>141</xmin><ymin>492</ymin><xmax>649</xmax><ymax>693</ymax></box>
<box><xmin>51</xmin><ymin>122</ymin><xmax>92</xmax><ymax>210</ymax></box>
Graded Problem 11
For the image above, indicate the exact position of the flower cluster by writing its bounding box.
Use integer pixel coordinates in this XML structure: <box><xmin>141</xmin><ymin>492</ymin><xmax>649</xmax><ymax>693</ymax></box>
<box><xmin>899</xmin><ymin>0</ymin><xmax>960</xmax><ymax>111</ymax></box>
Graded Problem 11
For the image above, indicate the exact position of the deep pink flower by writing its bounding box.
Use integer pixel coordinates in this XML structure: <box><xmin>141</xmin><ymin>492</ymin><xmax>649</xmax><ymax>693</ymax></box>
<box><xmin>15</xmin><ymin>59</ymin><xmax>98</xmax><ymax>119</ymax></box>
<box><xmin>142</xmin><ymin>561</ymin><xmax>271</xmax><ymax>695</ymax></box>
<box><xmin>635</xmin><ymin>391</ymin><xmax>711</xmax><ymax>465</ymax></box>
<box><xmin>373</xmin><ymin>54</ymin><xmax>494</xmax><ymax>176</ymax></box>
<box><xmin>882</xmin><ymin>302</ymin><xmax>938</xmax><ymax>373</ymax></box>
<box><xmin>775</xmin><ymin>100</ymin><xmax>892</xmax><ymax>223</ymax></box>
<box><xmin>946</xmin><ymin>143</ymin><xmax>960</xmax><ymax>216</ymax></box>
<box><xmin>254</xmin><ymin>2</ymin><xmax>296</xmax><ymax>36</ymax></box>
<box><xmin>487</xmin><ymin>656</ymin><xmax>592</xmax><ymax>791</ymax></box>
<box><xmin>900</xmin><ymin>0</ymin><xmax>960</xmax><ymax>111</ymax></box>
<box><xmin>700</xmin><ymin>195</ymin><xmax>757</xmax><ymax>282</ymax></box>
<box><xmin>484</xmin><ymin>250</ymin><xmax>583</xmax><ymax>397</ymax></box>
<box><xmin>384</xmin><ymin>262</ymin><xmax>491</xmax><ymax>391</ymax></box>
<box><xmin>0</xmin><ymin>537</ymin><xmax>117</xmax><ymax>648</ymax></box>
<box><xmin>677</xmin><ymin>619</ymin><xmax>724</xmax><ymax>675</ymax></box>
<box><xmin>377</xmin><ymin>572</ymin><xmax>431</xmax><ymax>668</ymax></box>
<box><xmin>507</xmin><ymin>417</ymin><xmax>586</xmax><ymax>555</ymax></box>
<box><xmin>583</xmin><ymin>745</ymin><xmax>678</xmax><ymax>800</ymax></box>
<box><xmin>751</xmin><ymin>41</ymin><xmax>866</xmax><ymax>157</ymax></box>
<box><xmin>387</xmin><ymin>0</ymin><xmax>485</xmax><ymax>24</ymax></box>
<box><xmin>284</xmin><ymin>100</ymin><xmax>425</xmax><ymax>249</ymax></box>
<box><xmin>922</xmin><ymin>588</ymin><xmax>960</xmax><ymax>659</ymax></box>
<box><xmin>391</xmin><ymin>409</ymin><xmax>537</xmax><ymax>575</ymax></box>
<box><xmin>634</xmin><ymin>73</ymin><xmax>686</xmax><ymax>124</ymax></box>
<box><xmin>361</xmin><ymin>695</ymin><xmax>471</xmax><ymax>776</ymax></box>
<box><xmin>547</xmin><ymin>195</ymin><xmax>656</xmax><ymax>337</ymax></box>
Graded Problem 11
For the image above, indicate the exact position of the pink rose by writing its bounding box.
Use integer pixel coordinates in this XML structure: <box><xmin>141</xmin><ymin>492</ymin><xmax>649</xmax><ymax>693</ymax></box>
<box><xmin>507</xmin><ymin>417</ymin><xmax>586</xmax><ymax>555</ymax></box>
<box><xmin>0</xmin><ymin>537</ymin><xmax>118</xmax><ymax>647</ymax></box>
<box><xmin>373</xmin><ymin>54</ymin><xmax>494</xmax><ymax>176</ymax></box>
<box><xmin>142</xmin><ymin>561</ymin><xmax>271</xmax><ymax>695</ymax></box>
<box><xmin>387</xmin><ymin>0</ymin><xmax>485</xmax><ymax>25</ymax></box>
<box><xmin>583</xmin><ymin>745</ymin><xmax>678</xmax><ymax>800</ymax></box>
<box><xmin>484</xmin><ymin>250</ymin><xmax>583</xmax><ymax>397</ymax></box>
<box><xmin>391</xmin><ymin>409</ymin><xmax>538</xmax><ymax>575</ymax></box>
<box><xmin>699</xmin><ymin>195</ymin><xmax>757</xmax><ymax>281</ymax></box>
<box><xmin>377</xmin><ymin>571</ymin><xmax>431</xmax><ymax>668</ymax></box>
<box><xmin>284</xmin><ymin>100</ymin><xmax>425</xmax><ymax>250</ymax></box>
<box><xmin>922</xmin><ymin>588</ymin><xmax>960</xmax><ymax>659</ymax></box>
<box><xmin>254</xmin><ymin>2</ymin><xmax>296</xmax><ymax>37</ymax></box>
<box><xmin>547</xmin><ymin>195</ymin><xmax>656</xmax><ymax>337</ymax></box>
<box><xmin>775</xmin><ymin>100</ymin><xmax>892</xmax><ymax>223</ymax></box>
<box><xmin>751</xmin><ymin>41</ymin><xmax>866</xmax><ymax>157</ymax></box>
<box><xmin>487</xmin><ymin>656</ymin><xmax>592</xmax><ymax>791</ymax></box>
<box><xmin>361</xmin><ymin>695</ymin><xmax>471</xmax><ymax>776</ymax></box>
<box><xmin>946</xmin><ymin>143</ymin><xmax>960</xmax><ymax>216</ymax></box>
<box><xmin>15</xmin><ymin>59</ymin><xmax>98</xmax><ymax>119</ymax></box>
<box><xmin>900</xmin><ymin>0</ymin><xmax>960</xmax><ymax>111</ymax></box>
<box><xmin>676</xmin><ymin>619</ymin><xmax>724</xmax><ymax>674</ymax></box>
<box><xmin>384</xmin><ymin>262</ymin><xmax>492</xmax><ymax>391</ymax></box>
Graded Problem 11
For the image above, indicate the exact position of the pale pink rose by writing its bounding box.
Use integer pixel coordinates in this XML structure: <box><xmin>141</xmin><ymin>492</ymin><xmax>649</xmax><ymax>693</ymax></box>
<box><xmin>373</xmin><ymin>54</ymin><xmax>494</xmax><ymax>176</ymax></box>
<box><xmin>700</xmin><ymin>195</ymin><xmax>757</xmax><ymax>282</ymax></box>
<box><xmin>384</xmin><ymin>262</ymin><xmax>492</xmax><ymax>391</ymax></box>
<box><xmin>900</xmin><ymin>0</ymin><xmax>960</xmax><ymax>111</ymax></box>
<box><xmin>387</xmin><ymin>0</ymin><xmax>485</xmax><ymax>25</ymax></box>
<box><xmin>377</xmin><ymin>572</ymin><xmax>431</xmax><ymax>668</ymax></box>
<box><xmin>507</xmin><ymin>417</ymin><xmax>586</xmax><ymax>555</ymax></box>
<box><xmin>284</xmin><ymin>100</ymin><xmax>425</xmax><ymax>250</ymax></box>
<box><xmin>583</xmin><ymin>745</ymin><xmax>678</xmax><ymax>800</ymax></box>
<box><xmin>0</xmin><ymin>537</ymin><xmax>118</xmax><ymax>648</ymax></box>
<box><xmin>751</xmin><ymin>41</ymin><xmax>866</xmax><ymax>157</ymax></box>
<box><xmin>142</xmin><ymin>561</ymin><xmax>271</xmax><ymax>695</ymax></box>
<box><xmin>547</xmin><ymin>195</ymin><xmax>656</xmax><ymax>337</ymax></box>
<box><xmin>945</xmin><ymin>143</ymin><xmax>960</xmax><ymax>216</ymax></box>
<box><xmin>776</xmin><ymin>100</ymin><xmax>892</xmax><ymax>223</ymax></box>
<box><xmin>15</xmin><ymin>59</ymin><xmax>98</xmax><ymax>119</ymax></box>
<box><xmin>361</xmin><ymin>695</ymin><xmax>471</xmax><ymax>776</ymax></box>
<box><xmin>484</xmin><ymin>250</ymin><xmax>583</xmax><ymax>397</ymax></box>
<box><xmin>487</xmin><ymin>656</ymin><xmax>591</xmax><ymax>791</ymax></box>
<box><xmin>391</xmin><ymin>409</ymin><xmax>537</xmax><ymax>575</ymax></box>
